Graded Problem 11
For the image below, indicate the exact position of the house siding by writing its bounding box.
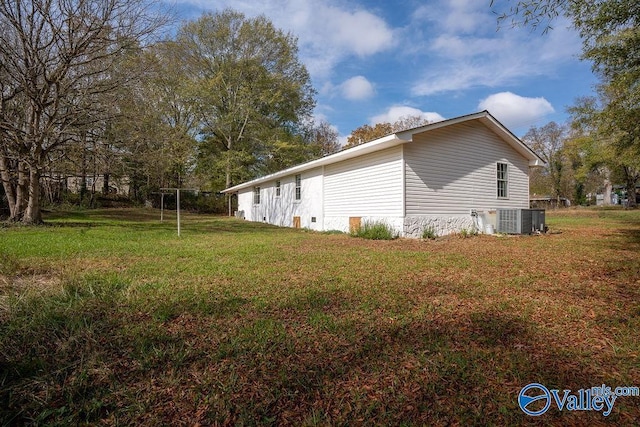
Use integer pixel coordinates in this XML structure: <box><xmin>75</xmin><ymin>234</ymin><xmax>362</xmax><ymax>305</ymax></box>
<box><xmin>238</xmin><ymin>167</ymin><xmax>324</xmax><ymax>230</ymax></box>
<box><xmin>237</xmin><ymin>191</ymin><xmax>253</xmax><ymax>220</ymax></box>
<box><xmin>404</xmin><ymin>121</ymin><xmax>530</xmax><ymax>215</ymax></box>
<box><xmin>323</xmin><ymin>146</ymin><xmax>403</xmax><ymax>232</ymax></box>
<box><xmin>402</xmin><ymin>121</ymin><xmax>530</xmax><ymax>236</ymax></box>
<box><xmin>229</xmin><ymin>113</ymin><xmax>540</xmax><ymax>238</ymax></box>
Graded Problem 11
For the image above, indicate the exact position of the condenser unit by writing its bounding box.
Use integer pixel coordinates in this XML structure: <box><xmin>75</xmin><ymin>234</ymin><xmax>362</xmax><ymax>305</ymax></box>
<box><xmin>496</xmin><ymin>209</ymin><xmax>545</xmax><ymax>234</ymax></box>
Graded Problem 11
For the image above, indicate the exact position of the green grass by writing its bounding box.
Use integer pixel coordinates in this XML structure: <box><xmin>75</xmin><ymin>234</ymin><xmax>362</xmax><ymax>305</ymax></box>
<box><xmin>421</xmin><ymin>226</ymin><xmax>437</xmax><ymax>239</ymax></box>
<box><xmin>1</xmin><ymin>207</ymin><xmax>640</xmax><ymax>425</ymax></box>
<box><xmin>351</xmin><ymin>220</ymin><xmax>398</xmax><ymax>240</ymax></box>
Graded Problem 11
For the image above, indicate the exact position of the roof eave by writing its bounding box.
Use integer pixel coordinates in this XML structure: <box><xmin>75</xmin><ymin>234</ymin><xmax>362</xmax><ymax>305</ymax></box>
<box><xmin>478</xmin><ymin>113</ymin><xmax>546</xmax><ymax>165</ymax></box>
<box><xmin>395</xmin><ymin>111</ymin><xmax>487</xmax><ymax>140</ymax></box>
<box><xmin>222</xmin><ymin>133</ymin><xmax>409</xmax><ymax>193</ymax></box>
<box><xmin>396</xmin><ymin>111</ymin><xmax>545</xmax><ymax>166</ymax></box>
<box><xmin>222</xmin><ymin>110</ymin><xmax>546</xmax><ymax>193</ymax></box>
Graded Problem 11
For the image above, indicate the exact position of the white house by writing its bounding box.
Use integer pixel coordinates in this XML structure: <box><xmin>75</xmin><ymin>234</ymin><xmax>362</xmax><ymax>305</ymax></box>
<box><xmin>222</xmin><ymin>111</ymin><xmax>545</xmax><ymax>237</ymax></box>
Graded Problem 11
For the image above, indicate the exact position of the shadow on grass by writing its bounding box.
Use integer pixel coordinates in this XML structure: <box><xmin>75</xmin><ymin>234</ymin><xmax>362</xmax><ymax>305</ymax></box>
<box><xmin>3</xmin><ymin>208</ymin><xmax>639</xmax><ymax>425</ymax></box>
<box><xmin>2</xmin><ymin>284</ymin><xmax>631</xmax><ymax>426</ymax></box>
<box><xmin>217</xmin><ymin>309</ymin><xmax>613</xmax><ymax>426</ymax></box>
<box><xmin>612</xmin><ymin>228</ymin><xmax>640</xmax><ymax>247</ymax></box>
<box><xmin>43</xmin><ymin>208</ymin><xmax>291</xmax><ymax>235</ymax></box>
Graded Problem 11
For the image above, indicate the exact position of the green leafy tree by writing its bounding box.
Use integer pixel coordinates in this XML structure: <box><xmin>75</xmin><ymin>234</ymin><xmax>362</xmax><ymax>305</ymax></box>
<box><xmin>493</xmin><ymin>0</ymin><xmax>640</xmax><ymax>206</ymax></box>
<box><xmin>178</xmin><ymin>10</ymin><xmax>316</xmax><ymax>192</ymax></box>
<box><xmin>560</xmin><ymin>132</ymin><xmax>606</xmax><ymax>205</ymax></box>
<box><xmin>570</xmin><ymin>96</ymin><xmax>640</xmax><ymax>207</ymax></box>
<box><xmin>492</xmin><ymin>0</ymin><xmax>639</xmax><ymax>149</ymax></box>
<box><xmin>109</xmin><ymin>43</ymin><xmax>199</xmax><ymax>202</ymax></box>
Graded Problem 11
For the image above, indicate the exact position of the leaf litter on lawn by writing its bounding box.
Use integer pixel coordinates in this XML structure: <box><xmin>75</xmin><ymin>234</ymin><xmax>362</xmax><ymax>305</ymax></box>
<box><xmin>1</xmin><ymin>208</ymin><xmax>639</xmax><ymax>425</ymax></box>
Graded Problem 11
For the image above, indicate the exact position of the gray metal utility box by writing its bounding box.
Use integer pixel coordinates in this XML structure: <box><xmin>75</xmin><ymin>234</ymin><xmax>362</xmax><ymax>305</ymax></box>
<box><xmin>496</xmin><ymin>209</ymin><xmax>546</xmax><ymax>234</ymax></box>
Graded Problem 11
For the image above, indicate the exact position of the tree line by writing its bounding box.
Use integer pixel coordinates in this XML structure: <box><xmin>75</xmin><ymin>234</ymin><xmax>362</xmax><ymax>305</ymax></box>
<box><xmin>1</xmin><ymin>0</ymin><xmax>638</xmax><ymax>224</ymax></box>
<box><xmin>0</xmin><ymin>2</ymin><xmax>339</xmax><ymax>224</ymax></box>
<box><xmin>493</xmin><ymin>0</ymin><xmax>639</xmax><ymax>207</ymax></box>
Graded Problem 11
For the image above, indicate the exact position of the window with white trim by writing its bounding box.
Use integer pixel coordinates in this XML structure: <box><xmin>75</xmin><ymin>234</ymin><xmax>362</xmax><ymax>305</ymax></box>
<box><xmin>275</xmin><ymin>180</ymin><xmax>281</xmax><ymax>197</ymax></box>
<box><xmin>253</xmin><ymin>186</ymin><xmax>260</xmax><ymax>204</ymax></box>
<box><xmin>497</xmin><ymin>162</ymin><xmax>508</xmax><ymax>198</ymax></box>
<box><xmin>295</xmin><ymin>174</ymin><xmax>301</xmax><ymax>200</ymax></box>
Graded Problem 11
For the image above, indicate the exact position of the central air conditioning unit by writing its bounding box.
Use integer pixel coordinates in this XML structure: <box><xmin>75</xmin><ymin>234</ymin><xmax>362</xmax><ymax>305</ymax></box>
<box><xmin>496</xmin><ymin>209</ymin><xmax>546</xmax><ymax>234</ymax></box>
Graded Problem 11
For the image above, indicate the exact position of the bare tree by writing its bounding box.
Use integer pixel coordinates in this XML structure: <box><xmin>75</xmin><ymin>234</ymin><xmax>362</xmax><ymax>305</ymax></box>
<box><xmin>309</xmin><ymin>120</ymin><xmax>341</xmax><ymax>157</ymax></box>
<box><xmin>0</xmin><ymin>0</ymin><xmax>167</xmax><ymax>223</ymax></box>
<box><xmin>523</xmin><ymin>122</ymin><xmax>569</xmax><ymax>205</ymax></box>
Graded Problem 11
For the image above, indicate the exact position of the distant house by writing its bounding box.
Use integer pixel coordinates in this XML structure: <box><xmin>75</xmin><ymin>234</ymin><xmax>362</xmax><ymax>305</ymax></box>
<box><xmin>530</xmin><ymin>195</ymin><xmax>571</xmax><ymax>209</ymax></box>
<box><xmin>609</xmin><ymin>184</ymin><xmax>640</xmax><ymax>206</ymax></box>
<box><xmin>65</xmin><ymin>174</ymin><xmax>129</xmax><ymax>196</ymax></box>
<box><xmin>222</xmin><ymin>111</ymin><xmax>545</xmax><ymax>237</ymax></box>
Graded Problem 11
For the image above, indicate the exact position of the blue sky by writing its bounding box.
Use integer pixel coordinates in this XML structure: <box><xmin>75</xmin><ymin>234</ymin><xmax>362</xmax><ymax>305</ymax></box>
<box><xmin>167</xmin><ymin>0</ymin><xmax>597</xmax><ymax>142</ymax></box>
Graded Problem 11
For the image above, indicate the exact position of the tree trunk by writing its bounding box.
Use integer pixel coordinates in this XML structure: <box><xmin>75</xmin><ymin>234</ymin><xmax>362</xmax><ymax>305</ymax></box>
<box><xmin>0</xmin><ymin>154</ymin><xmax>17</xmax><ymax>219</ymax></box>
<box><xmin>103</xmin><ymin>172</ymin><xmax>110</xmax><ymax>195</ymax></box>
<box><xmin>603</xmin><ymin>177</ymin><xmax>613</xmax><ymax>206</ymax></box>
<box><xmin>23</xmin><ymin>166</ymin><xmax>42</xmax><ymax>224</ymax></box>
<box><xmin>624</xmin><ymin>167</ymin><xmax>638</xmax><ymax>208</ymax></box>
<box><xmin>89</xmin><ymin>171</ymin><xmax>97</xmax><ymax>208</ymax></box>
<box><xmin>552</xmin><ymin>155</ymin><xmax>563</xmax><ymax>207</ymax></box>
<box><xmin>626</xmin><ymin>181</ymin><xmax>637</xmax><ymax>208</ymax></box>
<box><xmin>225</xmin><ymin>141</ymin><xmax>232</xmax><ymax>217</ymax></box>
<box><xmin>80</xmin><ymin>175</ymin><xmax>87</xmax><ymax>204</ymax></box>
<box><xmin>16</xmin><ymin>161</ymin><xmax>28</xmax><ymax>215</ymax></box>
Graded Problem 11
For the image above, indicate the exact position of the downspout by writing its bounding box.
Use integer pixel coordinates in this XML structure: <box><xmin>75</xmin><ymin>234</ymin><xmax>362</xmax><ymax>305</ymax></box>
<box><xmin>321</xmin><ymin>165</ymin><xmax>325</xmax><ymax>231</ymax></box>
<box><xmin>400</xmin><ymin>144</ymin><xmax>406</xmax><ymax>237</ymax></box>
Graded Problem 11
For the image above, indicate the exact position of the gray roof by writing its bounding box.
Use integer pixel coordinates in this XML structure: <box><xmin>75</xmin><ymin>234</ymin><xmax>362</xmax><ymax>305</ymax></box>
<box><xmin>222</xmin><ymin>110</ymin><xmax>545</xmax><ymax>193</ymax></box>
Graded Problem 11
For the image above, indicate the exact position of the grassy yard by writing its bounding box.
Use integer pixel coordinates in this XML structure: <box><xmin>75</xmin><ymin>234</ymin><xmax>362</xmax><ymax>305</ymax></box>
<box><xmin>1</xmin><ymin>208</ymin><xmax>639</xmax><ymax>425</ymax></box>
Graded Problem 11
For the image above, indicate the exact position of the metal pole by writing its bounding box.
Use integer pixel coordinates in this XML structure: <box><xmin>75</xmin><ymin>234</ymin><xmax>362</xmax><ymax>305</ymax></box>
<box><xmin>177</xmin><ymin>189</ymin><xmax>181</xmax><ymax>237</ymax></box>
<box><xmin>160</xmin><ymin>193</ymin><xmax>164</xmax><ymax>222</ymax></box>
<box><xmin>160</xmin><ymin>187</ymin><xmax>197</xmax><ymax>236</ymax></box>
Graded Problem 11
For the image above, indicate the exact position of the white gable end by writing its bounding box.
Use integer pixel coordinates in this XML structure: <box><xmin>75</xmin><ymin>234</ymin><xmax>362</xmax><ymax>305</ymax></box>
<box><xmin>404</xmin><ymin>121</ymin><xmax>529</xmax><ymax>216</ymax></box>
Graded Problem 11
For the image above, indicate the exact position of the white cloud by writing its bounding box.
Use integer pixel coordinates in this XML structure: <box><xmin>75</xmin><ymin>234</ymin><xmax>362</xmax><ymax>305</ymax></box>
<box><xmin>443</xmin><ymin>0</ymin><xmax>493</xmax><ymax>34</ymax></box>
<box><xmin>537</xmin><ymin>22</ymin><xmax>583</xmax><ymax>62</ymax></box>
<box><xmin>337</xmin><ymin>135</ymin><xmax>350</xmax><ymax>147</ymax></box>
<box><xmin>412</xmin><ymin>0</ymin><xmax>491</xmax><ymax>34</ymax></box>
<box><xmin>340</xmin><ymin>76</ymin><xmax>375</xmax><ymax>101</ymax></box>
<box><xmin>324</xmin><ymin>8</ymin><xmax>394</xmax><ymax>57</ymax></box>
<box><xmin>430</xmin><ymin>35</ymin><xmax>499</xmax><ymax>59</ymax></box>
<box><xmin>177</xmin><ymin>0</ymin><xmax>396</xmax><ymax>78</ymax></box>
<box><xmin>311</xmin><ymin>111</ymin><xmax>330</xmax><ymax>126</ymax></box>
<box><xmin>478</xmin><ymin>92</ymin><xmax>555</xmax><ymax>129</ymax></box>
<box><xmin>412</xmin><ymin>59</ymin><xmax>525</xmax><ymax>95</ymax></box>
<box><xmin>409</xmin><ymin>2</ymin><xmax>582</xmax><ymax>96</ymax></box>
<box><xmin>370</xmin><ymin>105</ymin><xmax>445</xmax><ymax>126</ymax></box>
